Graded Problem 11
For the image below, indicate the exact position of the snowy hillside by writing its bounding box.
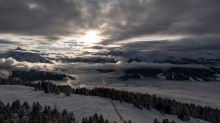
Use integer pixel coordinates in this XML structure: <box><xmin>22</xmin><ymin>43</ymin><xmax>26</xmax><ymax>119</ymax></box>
<box><xmin>0</xmin><ymin>85</ymin><xmax>210</xmax><ymax>123</ymax></box>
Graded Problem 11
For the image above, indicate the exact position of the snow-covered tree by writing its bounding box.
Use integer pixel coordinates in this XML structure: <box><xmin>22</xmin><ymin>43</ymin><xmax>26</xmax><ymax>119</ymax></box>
<box><xmin>65</xmin><ymin>87</ymin><xmax>71</xmax><ymax>96</ymax></box>
<box><xmin>178</xmin><ymin>106</ymin><xmax>190</xmax><ymax>121</ymax></box>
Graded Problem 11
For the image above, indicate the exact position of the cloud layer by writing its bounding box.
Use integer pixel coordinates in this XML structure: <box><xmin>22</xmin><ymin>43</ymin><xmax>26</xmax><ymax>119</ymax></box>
<box><xmin>0</xmin><ymin>0</ymin><xmax>220</xmax><ymax>51</ymax></box>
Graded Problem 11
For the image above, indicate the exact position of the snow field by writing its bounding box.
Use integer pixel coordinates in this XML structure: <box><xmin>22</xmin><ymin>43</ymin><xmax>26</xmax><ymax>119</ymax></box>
<box><xmin>0</xmin><ymin>85</ymin><xmax>210</xmax><ymax>123</ymax></box>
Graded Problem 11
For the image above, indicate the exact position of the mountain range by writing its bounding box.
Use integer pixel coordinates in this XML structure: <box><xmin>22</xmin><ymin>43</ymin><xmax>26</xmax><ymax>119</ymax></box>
<box><xmin>1</xmin><ymin>47</ymin><xmax>220</xmax><ymax>82</ymax></box>
<box><xmin>1</xmin><ymin>47</ymin><xmax>52</xmax><ymax>63</ymax></box>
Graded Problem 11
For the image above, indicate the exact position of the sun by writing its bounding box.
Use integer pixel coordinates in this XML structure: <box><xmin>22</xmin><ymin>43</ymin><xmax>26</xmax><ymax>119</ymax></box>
<box><xmin>82</xmin><ymin>31</ymin><xmax>100</xmax><ymax>44</ymax></box>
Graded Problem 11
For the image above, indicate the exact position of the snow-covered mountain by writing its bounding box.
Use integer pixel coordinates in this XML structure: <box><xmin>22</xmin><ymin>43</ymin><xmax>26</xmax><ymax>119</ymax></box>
<box><xmin>14</xmin><ymin>47</ymin><xmax>27</xmax><ymax>51</ymax></box>
<box><xmin>101</xmin><ymin>50</ymin><xmax>220</xmax><ymax>81</ymax></box>
<box><xmin>119</xmin><ymin>67</ymin><xmax>220</xmax><ymax>82</ymax></box>
<box><xmin>106</xmin><ymin>50</ymin><xmax>220</xmax><ymax>65</ymax></box>
<box><xmin>106</xmin><ymin>51</ymin><xmax>182</xmax><ymax>63</ymax></box>
<box><xmin>2</xmin><ymin>47</ymin><xmax>52</xmax><ymax>63</ymax></box>
<box><xmin>2</xmin><ymin>48</ymin><xmax>220</xmax><ymax>82</ymax></box>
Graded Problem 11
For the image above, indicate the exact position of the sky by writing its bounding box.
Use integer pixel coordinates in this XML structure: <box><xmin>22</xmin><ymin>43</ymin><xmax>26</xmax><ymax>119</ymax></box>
<box><xmin>0</xmin><ymin>0</ymin><xmax>220</xmax><ymax>52</ymax></box>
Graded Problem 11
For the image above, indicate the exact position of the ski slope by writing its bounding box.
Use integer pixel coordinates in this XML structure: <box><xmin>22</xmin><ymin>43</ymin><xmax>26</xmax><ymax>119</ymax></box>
<box><xmin>0</xmin><ymin>85</ymin><xmax>210</xmax><ymax>123</ymax></box>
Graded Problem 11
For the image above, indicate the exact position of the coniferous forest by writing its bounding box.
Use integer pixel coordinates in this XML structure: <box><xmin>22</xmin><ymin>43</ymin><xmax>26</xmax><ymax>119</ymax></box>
<box><xmin>1</xmin><ymin>78</ymin><xmax>220</xmax><ymax>123</ymax></box>
<box><xmin>0</xmin><ymin>99</ymin><xmax>119</xmax><ymax>123</ymax></box>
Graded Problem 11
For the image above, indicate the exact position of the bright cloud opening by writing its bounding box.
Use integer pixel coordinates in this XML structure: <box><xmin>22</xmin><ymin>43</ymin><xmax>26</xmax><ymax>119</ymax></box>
<box><xmin>82</xmin><ymin>31</ymin><xmax>100</xmax><ymax>44</ymax></box>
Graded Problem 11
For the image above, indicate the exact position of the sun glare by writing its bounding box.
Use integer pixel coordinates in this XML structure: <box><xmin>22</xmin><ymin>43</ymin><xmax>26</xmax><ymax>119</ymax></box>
<box><xmin>83</xmin><ymin>31</ymin><xmax>100</xmax><ymax>44</ymax></box>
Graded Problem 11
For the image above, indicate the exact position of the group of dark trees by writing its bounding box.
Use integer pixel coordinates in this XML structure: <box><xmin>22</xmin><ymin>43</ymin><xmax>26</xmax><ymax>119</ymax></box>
<box><xmin>81</xmin><ymin>113</ymin><xmax>133</xmax><ymax>123</ymax></box>
<box><xmin>82</xmin><ymin>113</ymin><xmax>115</xmax><ymax>123</ymax></box>
<box><xmin>154</xmin><ymin>118</ymin><xmax>176</xmax><ymax>123</ymax></box>
<box><xmin>0</xmin><ymin>99</ymin><xmax>76</xmax><ymax>123</ymax></box>
<box><xmin>1</xmin><ymin>77</ymin><xmax>220</xmax><ymax>123</ymax></box>
<box><xmin>0</xmin><ymin>99</ymin><xmax>119</xmax><ymax>123</ymax></box>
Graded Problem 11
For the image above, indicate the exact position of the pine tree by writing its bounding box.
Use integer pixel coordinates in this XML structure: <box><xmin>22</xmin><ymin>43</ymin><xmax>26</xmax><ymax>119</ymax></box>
<box><xmin>93</xmin><ymin>113</ymin><xmax>99</xmax><ymax>122</ymax></box>
<box><xmin>88</xmin><ymin>116</ymin><xmax>92</xmax><ymax>123</ymax></box>
<box><xmin>85</xmin><ymin>117</ymin><xmax>88</xmax><ymax>123</ymax></box>
<box><xmin>21</xmin><ymin>115</ymin><xmax>29</xmax><ymax>123</ymax></box>
<box><xmin>133</xmin><ymin>102</ymin><xmax>136</xmax><ymax>108</ymax></box>
<box><xmin>4</xmin><ymin>102</ymin><xmax>11</xmax><ymax>115</ymax></box>
<box><xmin>55</xmin><ymin>87</ymin><xmax>60</xmax><ymax>95</ymax></box>
<box><xmin>22</xmin><ymin>101</ymin><xmax>30</xmax><ymax>113</ymax></box>
<box><xmin>34</xmin><ymin>85</ymin><xmax>38</xmax><ymax>91</ymax></box>
<box><xmin>0</xmin><ymin>100</ymin><xmax>5</xmax><ymax>115</ymax></box>
<box><xmin>171</xmin><ymin>120</ymin><xmax>176</xmax><ymax>123</ymax></box>
<box><xmin>39</xmin><ymin>83</ymin><xmax>43</xmax><ymax>90</ymax></box>
<box><xmin>65</xmin><ymin>87</ymin><xmax>71</xmax><ymax>96</ymax></box>
<box><xmin>105</xmin><ymin>119</ymin><xmax>110</xmax><ymax>123</ymax></box>
<box><xmin>178</xmin><ymin>106</ymin><xmax>190</xmax><ymax>121</ymax></box>
<box><xmin>165</xmin><ymin>119</ymin><xmax>168</xmax><ymax>123</ymax></box>
<box><xmin>42</xmin><ymin>113</ymin><xmax>49</xmax><ymax>123</ymax></box>
<box><xmin>82</xmin><ymin>117</ymin><xmax>86</xmax><ymax>123</ymax></box>
<box><xmin>42</xmin><ymin>106</ymin><xmax>50</xmax><ymax>116</ymax></box>
<box><xmin>162</xmin><ymin>119</ymin><xmax>166</xmax><ymax>123</ymax></box>
<box><xmin>29</xmin><ymin>102</ymin><xmax>43</xmax><ymax>123</ymax></box>
<box><xmin>120</xmin><ymin>98</ymin><xmax>122</xmax><ymax>103</ymax></box>
<box><xmin>44</xmin><ymin>84</ymin><xmax>50</xmax><ymax>94</ymax></box>
<box><xmin>11</xmin><ymin>99</ymin><xmax>21</xmax><ymax>115</ymax></box>
<box><xmin>67</xmin><ymin>111</ymin><xmax>75</xmax><ymax>123</ymax></box>
<box><xmin>60</xmin><ymin>109</ymin><xmax>68</xmax><ymax>123</ymax></box>
<box><xmin>51</xmin><ymin>107</ymin><xmax>60</xmax><ymax>122</ymax></box>
<box><xmin>154</xmin><ymin>118</ymin><xmax>158</xmax><ymax>123</ymax></box>
<box><xmin>99</xmin><ymin>114</ymin><xmax>104</xmax><ymax>123</ymax></box>
<box><xmin>72</xmin><ymin>88</ymin><xmax>75</xmax><ymax>94</ymax></box>
<box><xmin>147</xmin><ymin>102</ymin><xmax>151</xmax><ymax>110</ymax></box>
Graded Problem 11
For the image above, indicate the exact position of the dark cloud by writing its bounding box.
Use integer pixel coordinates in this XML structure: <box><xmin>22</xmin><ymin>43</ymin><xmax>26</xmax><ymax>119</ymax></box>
<box><xmin>0</xmin><ymin>0</ymin><xmax>81</xmax><ymax>36</ymax></box>
<box><xmin>0</xmin><ymin>38</ymin><xmax>55</xmax><ymax>47</ymax></box>
<box><xmin>0</xmin><ymin>39</ymin><xmax>26</xmax><ymax>46</ymax></box>
<box><xmin>0</xmin><ymin>39</ymin><xmax>18</xmax><ymax>45</ymax></box>
<box><xmin>83</xmin><ymin>46</ymin><xmax>106</xmax><ymax>50</ymax></box>
<box><xmin>100</xmin><ymin>0</ymin><xmax>220</xmax><ymax>44</ymax></box>
<box><xmin>121</xmin><ymin>36</ymin><xmax>220</xmax><ymax>51</ymax></box>
<box><xmin>46</xmin><ymin>36</ymin><xmax>60</xmax><ymax>41</ymax></box>
<box><xmin>83</xmin><ymin>46</ymin><xmax>121</xmax><ymax>51</ymax></box>
<box><xmin>0</xmin><ymin>0</ymin><xmax>220</xmax><ymax>48</ymax></box>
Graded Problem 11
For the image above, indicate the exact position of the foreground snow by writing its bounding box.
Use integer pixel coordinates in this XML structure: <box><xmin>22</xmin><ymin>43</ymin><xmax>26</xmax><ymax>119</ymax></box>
<box><xmin>0</xmin><ymin>85</ymin><xmax>210</xmax><ymax>123</ymax></box>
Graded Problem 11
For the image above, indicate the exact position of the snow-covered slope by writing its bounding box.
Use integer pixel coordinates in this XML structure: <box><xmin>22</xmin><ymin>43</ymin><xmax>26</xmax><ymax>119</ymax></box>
<box><xmin>0</xmin><ymin>85</ymin><xmax>210</xmax><ymax>123</ymax></box>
